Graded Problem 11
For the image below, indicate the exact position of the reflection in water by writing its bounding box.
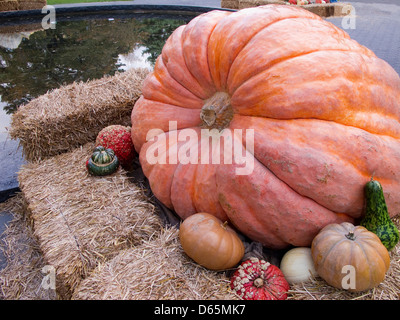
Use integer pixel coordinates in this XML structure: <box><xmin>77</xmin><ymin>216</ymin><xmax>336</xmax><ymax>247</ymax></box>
<box><xmin>117</xmin><ymin>45</ymin><xmax>153</xmax><ymax>72</ymax></box>
<box><xmin>0</xmin><ymin>32</ymin><xmax>34</xmax><ymax>50</ymax></box>
<box><xmin>0</xmin><ymin>16</ymin><xmax>188</xmax><ymax>116</ymax></box>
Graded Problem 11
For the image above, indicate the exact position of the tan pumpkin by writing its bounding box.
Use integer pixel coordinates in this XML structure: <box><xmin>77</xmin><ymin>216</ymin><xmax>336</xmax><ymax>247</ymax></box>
<box><xmin>179</xmin><ymin>212</ymin><xmax>244</xmax><ymax>270</ymax></box>
<box><xmin>311</xmin><ymin>222</ymin><xmax>390</xmax><ymax>292</ymax></box>
<box><xmin>131</xmin><ymin>5</ymin><xmax>400</xmax><ymax>249</ymax></box>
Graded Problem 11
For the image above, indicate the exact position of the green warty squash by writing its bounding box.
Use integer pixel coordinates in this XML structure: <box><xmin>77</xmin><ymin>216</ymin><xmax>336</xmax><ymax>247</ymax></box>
<box><xmin>360</xmin><ymin>178</ymin><xmax>399</xmax><ymax>251</ymax></box>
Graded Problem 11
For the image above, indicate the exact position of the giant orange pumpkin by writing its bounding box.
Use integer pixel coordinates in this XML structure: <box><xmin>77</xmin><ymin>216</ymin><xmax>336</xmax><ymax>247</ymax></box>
<box><xmin>131</xmin><ymin>5</ymin><xmax>400</xmax><ymax>249</ymax></box>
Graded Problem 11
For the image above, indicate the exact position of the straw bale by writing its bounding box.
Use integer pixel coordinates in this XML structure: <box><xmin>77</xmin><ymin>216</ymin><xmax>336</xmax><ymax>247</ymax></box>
<box><xmin>288</xmin><ymin>216</ymin><xmax>400</xmax><ymax>300</ymax></box>
<box><xmin>18</xmin><ymin>0</ymin><xmax>46</xmax><ymax>10</ymax></box>
<box><xmin>229</xmin><ymin>1</ymin><xmax>350</xmax><ymax>18</ymax></box>
<box><xmin>0</xmin><ymin>193</ymin><xmax>57</xmax><ymax>300</ymax></box>
<box><xmin>9</xmin><ymin>68</ymin><xmax>150</xmax><ymax>162</ymax></box>
<box><xmin>220</xmin><ymin>0</ymin><xmax>239</xmax><ymax>9</ymax></box>
<box><xmin>72</xmin><ymin>226</ymin><xmax>239</xmax><ymax>300</ymax></box>
<box><xmin>238</xmin><ymin>0</ymin><xmax>285</xmax><ymax>9</ymax></box>
<box><xmin>0</xmin><ymin>0</ymin><xmax>18</xmax><ymax>11</ymax></box>
<box><xmin>18</xmin><ymin>142</ymin><xmax>161</xmax><ymax>299</ymax></box>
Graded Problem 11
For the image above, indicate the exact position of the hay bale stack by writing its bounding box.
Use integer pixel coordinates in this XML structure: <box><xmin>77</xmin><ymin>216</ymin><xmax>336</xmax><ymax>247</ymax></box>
<box><xmin>9</xmin><ymin>68</ymin><xmax>150</xmax><ymax>162</ymax></box>
<box><xmin>220</xmin><ymin>0</ymin><xmax>239</xmax><ymax>9</ymax></box>
<box><xmin>18</xmin><ymin>142</ymin><xmax>161</xmax><ymax>299</ymax></box>
<box><xmin>221</xmin><ymin>0</ymin><xmax>285</xmax><ymax>10</ymax></box>
<box><xmin>18</xmin><ymin>0</ymin><xmax>46</xmax><ymax>10</ymax></box>
<box><xmin>304</xmin><ymin>3</ymin><xmax>352</xmax><ymax>18</ymax></box>
<box><xmin>72</xmin><ymin>226</ymin><xmax>238</xmax><ymax>300</ymax></box>
<box><xmin>221</xmin><ymin>1</ymin><xmax>351</xmax><ymax>18</ymax></box>
<box><xmin>238</xmin><ymin>0</ymin><xmax>286</xmax><ymax>9</ymax></box>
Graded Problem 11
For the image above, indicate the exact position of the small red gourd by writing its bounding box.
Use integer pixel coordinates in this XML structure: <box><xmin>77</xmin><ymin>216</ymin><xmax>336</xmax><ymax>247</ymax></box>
<box><xmin>230</xmin><ymin>257</ymin><xmax>290</xmax><ymax>300</ymax></box>
<box><xmin>96</xmin><ymin>125</ymin><xmax>136</xmax><ymax>168</ymax></box>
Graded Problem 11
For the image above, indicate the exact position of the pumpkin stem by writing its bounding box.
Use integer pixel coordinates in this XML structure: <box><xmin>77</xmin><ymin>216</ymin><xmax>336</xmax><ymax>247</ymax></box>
<box><xmin>200</xmin><ymin>92</ymin><xmax>233</xmax><ymax>131</ymax></box>
<box><xmin>345</xmin><ymin>231</ymin><xmax>356</xmax><ymax>241</ymax></box>
<box><xmin>221</xmin><ymin>221</ymin><xmax>229</xmax><ymax>230</ymax></box>
<box><xmin>254</xmin><ymin>278</ymin><xmax>264</xmax><ymax>288</ymax></box>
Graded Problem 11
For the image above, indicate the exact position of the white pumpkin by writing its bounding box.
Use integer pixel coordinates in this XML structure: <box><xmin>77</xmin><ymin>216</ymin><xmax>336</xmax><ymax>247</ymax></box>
<box><xmin>280</xmin><ymin>247</ymin><xmax>317</xmax><ymax>284</ymax></box>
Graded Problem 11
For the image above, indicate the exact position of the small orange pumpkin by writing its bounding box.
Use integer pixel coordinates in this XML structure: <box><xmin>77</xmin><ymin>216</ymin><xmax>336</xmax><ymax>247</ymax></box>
<box><xmin>179</xmin><ymin>212</ymin><xmax>244</xmax><ymax>270</ymax></box>
<box><xmin>311</xmin><ymin>222</ymin><xmax>390</xmax><ymax>292</ymax></box>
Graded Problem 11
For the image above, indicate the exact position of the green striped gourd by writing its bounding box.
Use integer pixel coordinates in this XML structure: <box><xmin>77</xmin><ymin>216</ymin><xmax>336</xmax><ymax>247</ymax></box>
<box><xmin>86</xmin><ymin>146</ymin><xmax>119</xmax><ymax>176</ymax></box>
